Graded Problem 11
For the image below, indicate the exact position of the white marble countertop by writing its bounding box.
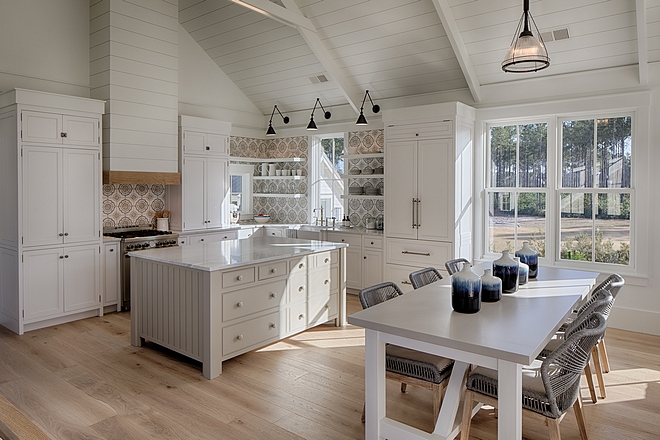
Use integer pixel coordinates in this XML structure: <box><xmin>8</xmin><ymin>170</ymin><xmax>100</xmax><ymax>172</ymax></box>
<box><xmin>127</xmin><ymin>236</ymin><xmax>347</xmax><ymax>271</ymax></box>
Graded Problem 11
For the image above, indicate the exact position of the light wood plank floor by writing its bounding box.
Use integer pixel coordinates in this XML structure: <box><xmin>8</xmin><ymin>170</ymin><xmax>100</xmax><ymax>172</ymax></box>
<box><xmin>1</xmin><ymin>294</ymin><xmax>659</xmax><ymax>439</ymax></box>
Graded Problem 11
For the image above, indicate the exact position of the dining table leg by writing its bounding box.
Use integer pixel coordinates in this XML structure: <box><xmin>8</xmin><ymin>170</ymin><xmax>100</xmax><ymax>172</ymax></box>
<box><xmin>365</xmin><ymin>329</ymin><xmax>386</xmax><ymax>440</ymax></box>
<box><xmin>498</xmin><ymin>360</ymin><xmax>523</xmax><ymax>439</ymax></box>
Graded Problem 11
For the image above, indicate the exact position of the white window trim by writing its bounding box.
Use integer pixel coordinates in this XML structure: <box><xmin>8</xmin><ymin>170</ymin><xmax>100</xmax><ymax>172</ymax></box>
<box><xmin>308</xmin><ymin>133</ymin><xmax>347</xmax><ymax>223</ymax></box>
<box><xmin>475</xmin><ymin>92</ymin><xmax>650</xmax><ymax>278</ymax></box>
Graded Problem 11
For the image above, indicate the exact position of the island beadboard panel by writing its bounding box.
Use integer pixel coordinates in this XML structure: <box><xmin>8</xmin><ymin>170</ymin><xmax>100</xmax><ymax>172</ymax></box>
<box><xmin>102</xmin><ymin>184</ymin><xmax>166</xmax><ymax>228</ymax></box>
<box><xmin>230</xmin><ymin>130</ymin><xmax>384</xmax><ymax>228</ymax></box>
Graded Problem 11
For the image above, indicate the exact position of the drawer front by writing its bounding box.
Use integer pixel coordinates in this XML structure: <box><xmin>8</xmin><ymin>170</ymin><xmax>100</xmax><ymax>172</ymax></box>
<box><xmin>288</xmin><ymin>274</ymin><xmax>307</xmax><ymax>304</ymax></box>
<box><xmin>308</xmin><ymin>293</ymin><xmax>338</xmax><ymax>327</ymax></box>
<box><xmin>222</xmin><ymin>267</ymin><xmax>255</xmax><ymax>289</ymax></box>
<box><xmin>383</xmin><ymin>263</ymin><xmax>419</xmax><ymax>293</ymax></box>
<box><xmin>311</xmin><ymin>250</ymin><xmax>338</xmax><ymax>269</ymax></box>
<box><xmin>288</xmin><ymin>302</ymin><xmax>307</xmax><ymax>334</ymax></box>
<box><xmin>222</xmin><ymin>312</ymin><xmax>280</xmax><ymax>356</ymax></box>
<box><xmin>363</xmin><ymin>236</ymin><xmax>383</xmax><ymax>250</ymax></box>
<box><xmin>222</xmin><ymin>280</ymin><xmax>286</xmax><ymax>322</ymax></box>
<box><xmin>386</xmin><ymin>238</ymin><xmax>451</xmax><ymax>268</ymax></box>
<box><xmin>308</xmin><ymin>266</ymin><xmax>338</xmax><ymax>297</ymax></box>
<box><xmin>289</xmin><ymin>256</ymin><xmax>308</xmax><ymax>276</ymax></box>
<box><xmin>325</xmin><ymin>232</ymin><xmax>361</xmax><ymax>248</ymax></box>
<box><xmin>258</xmin><ymin>260</ymin><xmax>288</xmax><ymax>281</ymax></box>
<box><xmin>386</xmin><ymin>120</ymin><xmax>453</xmax><ymax>140</ymax></box>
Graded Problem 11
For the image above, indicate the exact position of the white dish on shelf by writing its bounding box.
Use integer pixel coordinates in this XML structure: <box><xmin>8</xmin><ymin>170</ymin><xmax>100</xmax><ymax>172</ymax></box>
<box><xmin>254</xmin><ymin>215</ymin><xmax>270</xmax><ymax>224</ymax></box>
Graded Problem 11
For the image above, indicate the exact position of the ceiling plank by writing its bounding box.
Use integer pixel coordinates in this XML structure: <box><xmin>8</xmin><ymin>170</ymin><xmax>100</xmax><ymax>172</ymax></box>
<box><xmin>231</xmin><ymin>0</ymin><xmax>360</xmax><ymax>113</ymax></box>
<box><xmin>431</xmin><ymin>0</ymin><xmax>482</xmax><ymax>103</ymax></box>
<box><xmin>636</xmin><ymin>0</ymin><xmax>648</xmax><ymax>84</ymax></box>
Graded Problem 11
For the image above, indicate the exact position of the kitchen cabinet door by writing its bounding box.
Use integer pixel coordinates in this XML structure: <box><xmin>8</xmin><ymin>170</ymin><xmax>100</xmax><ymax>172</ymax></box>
<box><xmin>182</xmin><ymin>156</ymin><xmax>206</xmax><ymax>230</ymax></box>
<box><xmin>362</xmin><ymin>248</ymin><xmax>382</xmax><ymax>289</ymax></box>
<box><xmin>206</xmin><ymin>133</ymin><xmax>228</xmax><ymax>155</ymax></box>
<box><xmin>63</xmin><ymin>149</ymin><xmax>100</xmax><ymax>244</ymax></box>
<box><xmin>21</xmin><ymin>111</ymin><xmax>98</xmax><ymax>146</ymax></box>
<box><xmin>23</xmin><ymin>248</ymin><xmax>64</xmax><ymax>321</ymax></box>
<box><xmin>182</xmin><ymin>131</ymin><xmax>228</xmax><ymax>156</ymax></box>
<box><xmin>63</xmin><ymin>244</ymin><xmax>100</xmax><ymax>312</ymax></box>
<box><xmin>206</xmin><ymin>157</ymin><xmax>228</xmax><ymax>229</ymax></box>
<box><xmin>385</xmin><ymin>140</ymin><xmax>417</xmax><ymax>240</ymax></box>
<box><xmin>104</xmin><ymin>242</ymin><xmax>119</xmax><ymax>307</ymax></box>
<box><xmin>417</xmin><ymin>139</ymin><xmax>452</xmax><ymax>242</ymax></box>
<box><xmin>21</xmin><ymin>146</ymin><xmax>63</xmax><ymax>247</ymax></box>
<box><xmin>61</xmin><ymin>115</ymin><xmax>99</xmax><ymax>147</ymax></box>
<box><xmin>182</xmin><ymin>130</ymin><xmax>206</xmax><ymax>154</ymax></box>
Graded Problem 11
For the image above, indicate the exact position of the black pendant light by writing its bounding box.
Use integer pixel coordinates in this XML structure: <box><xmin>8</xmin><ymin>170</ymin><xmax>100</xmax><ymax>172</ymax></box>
<box><xmin>502</xmin><ymin>0</ymin><xmax>550</xmax><ymax>73</ymax></box>
<box><xmin>356</xmin><ymin>90</ymin><xmax>381</xmax><ymax>126</ymax></box>
<box><xmin>266</xmin><ymin>105</ymin><xmax>289</xmax><ymax>137</ymax></box>
<box><xmin>307</xmin><ymin>98</ymin><xmax>331</xmax><ymax>131</ymax></box>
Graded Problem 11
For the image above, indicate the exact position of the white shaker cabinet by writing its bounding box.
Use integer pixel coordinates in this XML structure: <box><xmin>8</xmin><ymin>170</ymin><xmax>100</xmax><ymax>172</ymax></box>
<box><xmin>103</xmin><ymin>241</ymin><xmax>120</xmax><ymax>310</ymax></box>
<box><xmin>362</xmin><ymin>236</ymin><xmax>383</xmax><ymax>289</ymax></box>
<box><xmin>0</xmin><ymin>88</ymin><xmax>104</xmax><ymax>335</ymax></box>
<box><xmin>168</xmin><ymin>116</ymin><xmax>232</xmax><ymax>232</ymax></box>
<box><xmin>383</xmin><ymin>102</ymin><xmax>475</xmax><ymax>278</ymax></box>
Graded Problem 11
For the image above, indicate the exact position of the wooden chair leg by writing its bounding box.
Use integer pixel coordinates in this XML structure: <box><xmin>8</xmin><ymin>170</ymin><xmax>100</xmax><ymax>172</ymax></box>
<box><xmin>432</xmin><ymin>383</ymin><xmax>446</xmax><ymax>424</ymax></box>
<box><xmin>460</xmin><ymin>390</ymin><xmax>475</xmax><ymax>440</ymax></box>
<box><xmin>592</xmin><ymin>346</ymin><xmax>607</xmax><ymax>399</ymax></box>
<box><xmin>573</xmin><ymin>392</ymin><xmax>589</xmax><ymax>440</ymax></box>
<box><xmin>583</xmin><ymin>363</ymin><xmax>597</xmax><ymax>403</ymax></box>
<box><xmin>547</xmin><ymin>417</ymin><xmax>562</xmax><ymax>440</ymax></box>
<box><xmin>598</xmin><ymin>340</ymin><xmax>610</xmax><ymax>373</ymax></box>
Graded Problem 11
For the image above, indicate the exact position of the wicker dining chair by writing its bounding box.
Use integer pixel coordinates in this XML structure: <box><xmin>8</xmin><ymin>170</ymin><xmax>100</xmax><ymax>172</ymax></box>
<box><xmin>444</xmin><ymin>258</ymin><xmax>470</xmax><ymax>275</ymax></box>
<box><xmin>409</xmin><ymin>267</ymin><xmax>444</xmax><ymax>289</ymax></box>
<box><xmin>460</xmin><ymin>312</ymin><xmax>608</xmax><ymax>440</ymax></box>
<box><xmin>358</xmin><ymin>282</ymin><xmax>454</xmax><ymax>424</ymax></box>
<box><xmin>541</xmin><ymin>290</ymin><xmax>614</xmax><ymax>403</ymax></box>
<box><xmin>588</xmin><ymin>274</ymin><xmax>624</xmax><ymax>375</ymax></box>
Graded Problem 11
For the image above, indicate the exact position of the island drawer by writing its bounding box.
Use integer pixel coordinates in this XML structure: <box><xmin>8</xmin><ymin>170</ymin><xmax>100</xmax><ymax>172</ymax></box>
<box><xmin>289</xmin><ymin>256</ymin><xmax>308</xmax><ymax>276</ymax></box>
<box><xmin>308</xmin><ymin>266</ymin><xmax>338</xmax><ymax>297</ymax></box>
<box><xmin>222</xmin><ymin>267</ymin><xmax>255</xmax><ymax>288</ymax></box>
<box><xmin>222</xmin><ymin>311</ymin><xmax>280</xmax><ymax>357</ymax></box>
<box><xmin>386</xmin><ymin>238</ymin><xmax>451</xmax><ymax>268</ymax></box>
<box><xmin>288</xmin><ymin>302</ymin><xmax>307</xmax><ymax>334</ymax></box>
<box><xmin>288</xmin><ymin>274</ymin><xmax>307</xmax><ymax>304</ymax></box>
<box><xmin>363</xmin><ymin>236</ymin><xmax>383</xmax><ymax>250</ymax></box>
<box><xmin>308</xmin><ymin>293</ymin><xmax>337</xmax><ymax>327</ymax></box>
<box><xmin>311</xmin><ymin>250</ymin><xmax>338</xmax><ymax>269</ymax></box>
<box><xmin>222</xmin><ymin>280</ymin><xmax>287</xmax><ymax>322</ymax></box>
<box><xmin>258</xmin><ymin>260</ymin><xmax>288</xmax><ymax>281</ymax></box>
<box><xmin>325</xmin><ymin>232</ymin><xmax>361</xmax><ymax>248</ymax></box>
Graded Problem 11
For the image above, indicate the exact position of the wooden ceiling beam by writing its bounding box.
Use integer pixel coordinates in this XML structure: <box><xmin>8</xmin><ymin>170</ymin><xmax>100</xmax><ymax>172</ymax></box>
<box><xmin>636</xmin><ymin>0</ymin><xmax>648</xmax><ymax>85</ymax></box>
<box><xmin>432</xmin><ymin>0</ymin><xmax>482</xmax><ymax>103</ymax></box>
<box><xmin>231</xmin><ymin>0</ymin><xmax>359</xmax><ymax>113</ymax></box>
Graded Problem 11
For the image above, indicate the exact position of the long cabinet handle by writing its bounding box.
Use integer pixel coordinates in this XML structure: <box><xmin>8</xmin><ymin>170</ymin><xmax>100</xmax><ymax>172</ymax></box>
<box><xmin>402</xmin><ymin>250</ymin><xmax>431</xmax><ymax>256</ymax></box>
<box><xmin>411</xmin><ymin>198</ymin><xmax>416</xmax><ymax>229</ymax></box>
<box><xmin>416</xmin><ymin>198</ymin><xmax>420</xmax><ymax>228</ymax></box>
<box><xmin>401</xmin><ymin>280</ymin><xmax>412</xmax><ymax>285</ymax></box>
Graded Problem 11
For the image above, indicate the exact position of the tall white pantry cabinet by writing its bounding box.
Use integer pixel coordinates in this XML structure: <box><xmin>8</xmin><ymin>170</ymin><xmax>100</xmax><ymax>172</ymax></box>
<box><xmin>383</xmin><ymin>102</ymin><xmax>475</xmax><ymax>292</ymax></box>
<box><xmin>0</xmin><ymin>89</ymin><xmax>105</xmax><ymax>334</ymax></box>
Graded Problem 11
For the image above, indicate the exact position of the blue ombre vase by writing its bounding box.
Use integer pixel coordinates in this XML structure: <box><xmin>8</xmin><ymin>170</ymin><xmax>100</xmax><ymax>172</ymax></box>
<box><xmin>493</xmin><ymin>250</ymin><xmax>519</xmax><ymax>293</ymax></box>
<box><xmin>515</xmin><ymin>241</ymin><xmax>539</xmax><ymax>278</ymax></box>
<box><xmin>516</xmin><ymin>257</ymin><xmax>529</xmax><ymax>286</ymax></box>
<box><xmin>481</xmin><ymin>269</ymin><xmax>502</xmax><ymax>302</ymax></box>
<box><xmin>451</xmin><ymin>263</ymin><xmax>482</xmax><ymax>313</ymax></box>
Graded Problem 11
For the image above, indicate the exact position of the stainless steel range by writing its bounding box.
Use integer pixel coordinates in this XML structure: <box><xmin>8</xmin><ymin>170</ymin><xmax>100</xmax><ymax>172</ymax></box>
<box><xmin>104</xmin><ymin>227</ymin><xmax>179</xmax><ymax>310</ymax></box>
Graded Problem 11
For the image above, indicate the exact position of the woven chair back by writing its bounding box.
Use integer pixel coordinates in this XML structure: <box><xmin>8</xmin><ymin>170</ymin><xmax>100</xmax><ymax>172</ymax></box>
<box><xmin>444</xmin><ymin>258</ymin><xmax>470</xmax><ymax>275</ymax></box>
<box><xmin>409</xmin><ymin>267</ymin><xmax>443</xmax><ymax>289</ymax></box>
<box><xmin>358</xmin><ymin>282</ymin><xmax>404</xmax><ymax>309</ymax></box>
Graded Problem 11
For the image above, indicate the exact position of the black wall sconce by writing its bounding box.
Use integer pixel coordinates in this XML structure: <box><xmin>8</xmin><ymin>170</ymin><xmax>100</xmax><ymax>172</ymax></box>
<box><xmin>266</xmin><ymin>105</ymin><xmax>289</xmax><ymax>136</ymax></box>
<box><xmin>306</xmin><ymin>98</ymin><xmax>331</xmax><ymax>130</ymax></box>
<box><xmin>356</xmin><ymin>90</ymin><xmax>381</xmax><ymax>125</ymax></box>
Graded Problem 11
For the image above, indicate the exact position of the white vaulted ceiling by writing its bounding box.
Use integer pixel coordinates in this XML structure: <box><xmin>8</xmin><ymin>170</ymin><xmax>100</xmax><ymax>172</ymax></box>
<box><xmin>179</xmin><ymin>0</ymin><xmax>660</xmax><ymax>116</ymax></box>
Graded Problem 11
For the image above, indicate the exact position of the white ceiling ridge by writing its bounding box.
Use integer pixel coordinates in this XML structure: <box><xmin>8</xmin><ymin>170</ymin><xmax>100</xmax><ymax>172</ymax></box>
<box><xmin>231</xmin><ymin>0</ymin><xmax>360</xmax><ymax>114</ymax></box>
<box><xmin>432</xmin><ymin>0</ymin><xmax>482</xmax><ymax>103</ymax></box>
<box><xmin>636</xmin><ymin>0</ymin><xmax>648</xmax><ymax>85</ymax></box>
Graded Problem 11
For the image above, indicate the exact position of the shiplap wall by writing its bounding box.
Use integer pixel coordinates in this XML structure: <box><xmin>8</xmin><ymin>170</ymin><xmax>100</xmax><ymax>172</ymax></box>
<box><xmin>90</xmin><ymin>0</ymin><xmax>179</xmax><ymax>173</ymax></box>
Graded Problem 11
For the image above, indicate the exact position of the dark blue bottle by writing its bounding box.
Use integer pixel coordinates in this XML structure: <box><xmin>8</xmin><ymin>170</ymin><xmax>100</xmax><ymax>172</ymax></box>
<box><xmin>451</xmin><ymin>264</ymin><xmax>482</xmax><ymax>313</ymax></box>
<box><xmin>493</xmin><ymin>250</ymin><xmax>519</xmax><ymax>293</ymax></box>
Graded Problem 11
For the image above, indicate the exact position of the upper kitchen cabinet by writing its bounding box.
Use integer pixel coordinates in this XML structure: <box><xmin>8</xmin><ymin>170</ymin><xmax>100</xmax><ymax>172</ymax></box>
<box><xmin>0</xmin><ymin>88</ymin><xmax>105</xmax><ymax>334</ymax></box>
<box><xmin>168</xmin><ymin>116</ymin><xmax>232</xmax><ymax>232</ymax></box>
<box><xmin>383</xmin><ymin>102</ymin><xmax>475</xmax><ymax>283</ymax></box>
<box><xmin>21</xmin><ymin>110</ymin><xmax>99</xmax><ymax>146</ymax></box>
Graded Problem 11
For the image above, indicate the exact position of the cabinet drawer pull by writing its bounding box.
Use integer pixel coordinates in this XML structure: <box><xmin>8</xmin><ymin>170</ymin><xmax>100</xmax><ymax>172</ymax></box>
<box><xmin>324</xmin><ymin>279</ymin><xmax>330</xmax><ymax>285</ymax></box>
<box><xmin>341</xmin><ymin>239</ymin><xmax>345</xmax><ymax>242</ymax></box>
<box><xmin>59</xmin><ymin>255</ymin><xmax>64</xmax><ymax>259</ymax></box>
<box><xmin>64</xmin><ymin>232</ymin><xmax>68</xmax><ymax>236</ymax></box>
<box><xmin>271</xmin><ymin>268</ymin><xmax>277</xmax><ymax>273</ymax></box>
<box><xmin>269</xmin><ymin>323</ymin><xmax>277</xmax><ymax>329</ymax></box>
<box><xmin>298</xmin><ymin>286</ymin><xmax>305</xmax><ymax>292</ymax></box>
<box><xmin>325</xmin><ymin>305</ymin><xmax>330</xmax><ymax>310</ymax></box>
<box><xmin>109</xmin><ymin>248</ymin><xmax>114</xmax><ymax>252</ymax></box>
<box><xmin>223</xmin><ymin>236</ymin><xmax>228</xmax><ymax>239</ymax></box>
<box><xmin>61</xmin><ymin>132</ymin><xmax>67</xmax><ymax>138</ymax></box>
<box><xmin>298</xmin><ymin>263</ymin><xmax>304</xmax><ymax>269</ymax></box>
<box><xmin>298</xmin><ymin>314</ymin><xmax>305</xmax><ymax>320</ymax></box>
<box><xmin>237</xmin><ymin>275</ymin><xmax>243</xmax><ymax>281</ymax></box>
<box><xmin>370</xmin><ymin>241</ymin><xmax>374</xmax><ymax>245</ymax></box>
<box><xmin>402</xmin><ymin>280</ymin><xmax>412</xmax><ymax>285</ymax></box>
<box><xmin>200</xmin><ymin>238</ymin><xmax>204</xmax><ymax>242</ymax></box>
<box><xmin>205</xmin><ymin>146</ymin><xmax>210</xmax><ymax>150</ymax></box>
<box><xmin>269</xmin><ymin>292</ymin><xmax>276</xmax><ymax>298</ymax></box>
<box><xmin>401</xmin><ymin>250</ymin><xmax>431</xmax><ymax>256</ymax></box>
<box><xmin>364</xmin><ymin>256</ymin><xmax>367</xmax><ymax>259</ymax></box>
<box><xmin>237</xmin><ymin>334</ymin><xmax>243</xmax><ymax>340</ymax></box>
<box><xmin>59</xmin><ymin>233</ymin><xmax>64</xmax><ymax>237</ymax></box>
<box><xmin>64</xmin><ymin>255</ymin><xmax>69</xmax><ymax>258</ymax></box>
<box><xmin>237</xmin><ymin>301</ymin><xmax>243</xmax><ymax>308</ymax></box>
<box><xmin>324</xmin><ymin>257</ymin><xmax>330</xmax><ymax>263</ymax></box>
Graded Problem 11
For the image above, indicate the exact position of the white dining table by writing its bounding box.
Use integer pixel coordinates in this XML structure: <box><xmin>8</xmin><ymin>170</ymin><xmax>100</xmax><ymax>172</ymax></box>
<box><xmin>348</xmin><ymin>265</ymin><xmax>598</xmax><ymax>440</ymax></box>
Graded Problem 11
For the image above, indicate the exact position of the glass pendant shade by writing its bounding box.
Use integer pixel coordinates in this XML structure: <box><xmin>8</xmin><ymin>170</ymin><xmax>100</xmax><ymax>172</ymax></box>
<box><xmin>502</xmin><ymin>0</ymin><xmax>549</xmax><ymax>73</ymax></box>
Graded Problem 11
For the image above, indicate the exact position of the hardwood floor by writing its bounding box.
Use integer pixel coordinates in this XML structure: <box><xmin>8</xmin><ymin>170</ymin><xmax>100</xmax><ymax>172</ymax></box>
<box><xmin>1</xmin><ymin>294</ymin><xmax>659</xmax><ymax>439</ymax></box>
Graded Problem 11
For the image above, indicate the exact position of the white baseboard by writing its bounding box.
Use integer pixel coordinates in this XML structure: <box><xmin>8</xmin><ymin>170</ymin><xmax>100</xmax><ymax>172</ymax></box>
<box><xmin>608</xmin><ymin>306</ymin><xmax>660</xmax><ymax>336</ymax></box>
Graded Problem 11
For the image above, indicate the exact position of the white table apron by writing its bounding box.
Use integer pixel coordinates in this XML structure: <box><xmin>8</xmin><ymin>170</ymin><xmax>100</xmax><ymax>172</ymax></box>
<box><xmin>352</xmin><ymin>267</ymin><xmax>597</xmax><ymax>440</ymax></box>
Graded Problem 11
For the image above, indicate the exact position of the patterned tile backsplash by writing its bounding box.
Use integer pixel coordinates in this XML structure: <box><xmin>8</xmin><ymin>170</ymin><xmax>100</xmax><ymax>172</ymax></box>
<box><xmin>102</xmin><ymin>184</ymin><xmax>166</xmax><ymax>228</ymax></box>
<box><xmin>100</xmin><ymin>129</ymin><xmax>385</xmax><ymax>229</ymax></box>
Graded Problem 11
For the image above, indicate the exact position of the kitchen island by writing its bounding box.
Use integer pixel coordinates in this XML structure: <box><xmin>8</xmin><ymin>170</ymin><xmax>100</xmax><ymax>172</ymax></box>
<box><xmin>129</xmin><ymin>236</ymin><xmax>347</xmax><ymax>379</ymax></box>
